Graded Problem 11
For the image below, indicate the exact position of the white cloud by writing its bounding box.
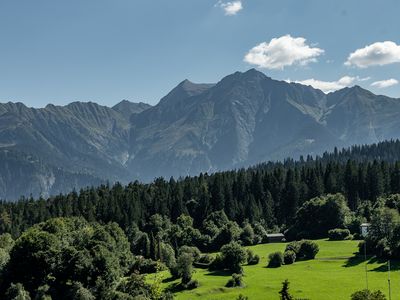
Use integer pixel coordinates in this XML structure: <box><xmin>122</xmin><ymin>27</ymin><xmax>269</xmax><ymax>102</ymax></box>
<box><xmin>371</xmin><ymin>78</ymin><xmax>399</xmax><ymax>89</ymax></box>
<box><xmin>345</xmin><ymin>41</ymin><xmax>400</xmax><ymax>68</ymax></box>
<box><xmin>244</xmin><ymin>35</ymin><xmax>324</xmax><ymax>70</ymax></box>
<box><xmin>217</xmin><ymin>1</ymin><xmax>243</xmax><ymax>16</ymax></box>
<box><xmin>290</xmin><ymin>76</ymin><xmax>368</xmax><ymax>93</ymax></box>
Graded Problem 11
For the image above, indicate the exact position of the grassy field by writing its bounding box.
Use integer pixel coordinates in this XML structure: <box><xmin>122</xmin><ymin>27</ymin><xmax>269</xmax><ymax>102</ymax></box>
<box><xmin>151</xmin><ymin>239</ymin><xmax>400</xmax><ymax>300</ymax></box>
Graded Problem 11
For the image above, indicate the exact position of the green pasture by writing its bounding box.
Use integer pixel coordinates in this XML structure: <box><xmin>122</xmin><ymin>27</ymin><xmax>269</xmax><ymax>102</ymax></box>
<box><xmin>151</xmin><ymin>239</ymin><xmax>400</xmax><ymax>299</ymax></box>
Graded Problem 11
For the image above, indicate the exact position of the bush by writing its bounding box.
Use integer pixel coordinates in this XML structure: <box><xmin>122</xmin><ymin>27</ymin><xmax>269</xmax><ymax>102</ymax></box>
<box><xmin>285</xmin><ymin>240</ymin><xmax>319</xmax><ymax>260</ymax></box>
<box><xmin>267</xmin><ymin>251</ymin><xmax>284</xmax><ymax>268</ymax></box>
<box><xmin>248</xmin><ymin>255</ymin><xmax>260</xmax><ymax>265</ymax></box>
<box><xmin>179</xmin><ymin>246</ymin><xmax>201</xmax><ymax>262</ymax></box>
<box><xmin>299</xmin><ymin>240</ymin><xmax>319</xmax><ymax>259</ymax></box>
<box><xmin>220</xmin><ymin>242</ymin><xmax>247</xmax><ymax>273</ymax></box>
<box><xmin>198</xmin><ymin>254</ymin><xmax>213</xmax><ymax>264</ymax></box>
<box><xmin>253</xmin><ymin>222</ymin><xmax>267</xmax><ymax>244</ymax></box>
<box><xmin>133</xmin><ymin>257</ymin><xmax>162</xmax><ymax>274</ymax></box>
<box><xmin>225</xmin><ymin>273</ymin><xmax>245</xmax><ymax>288</ymax></box>
<box><xmin>283</xmin><ymin>250</ymin><xmax>296</xmax><ymax>265</ymax></box>
<box><xmin>182</xmin><ymin>279</ymin><xmax>199</xmax><ymax>290</ymax></box>
<box><xmin>246</xmin><ymin>249</ymin><xmax>260</xmax><ymax>265</ymax></box>
<box><xmin>351</xmin><ymin>289</ymin><xmax>386</xmax><ymax>300</ymax></box>
<box><xmin>285</xmin><ymin>241</ymin><xmax>301</xmax><ymax>254</ymax></box>
<box><xmin>176</xmin><ymin>253</ymin><xmax>194</xmax><ymax>284</ymax></box>
<box><xmin>328</xmin><ymin>228</ymin><xmax>352</xmax><ymax>241</ymax></box>
<box><xmin>194</xmin><ymin>254</ymin><xmax>213</xmax><ymax>269</ymax></box>
<box><xmin>208</xmin><ymin>254</ymin><xmax>225</xmax><ymax>271</ymax></box>
<box><xmin>160</xmin><ymin>242</ymin><xmax>176</xmax><ymax>269</ymax></box>
<box><xmin>240</xmin><ymin>224</ymin><xmax>255</xmax><ymax>246</ymax></box>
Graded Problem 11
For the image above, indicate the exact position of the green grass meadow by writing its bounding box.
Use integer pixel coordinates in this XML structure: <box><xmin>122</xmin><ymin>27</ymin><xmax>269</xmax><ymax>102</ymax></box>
<box><xmin>152</xmin><ymin>240</ymin><xmax>400</xmax><ymax>300</ymax></box>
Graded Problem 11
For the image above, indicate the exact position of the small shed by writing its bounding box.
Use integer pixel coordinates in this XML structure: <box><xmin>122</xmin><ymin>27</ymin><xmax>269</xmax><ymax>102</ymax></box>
<box><xmin>266</xmin><ymin>233</ymin><xmax>285</xmax><ymax>243</ymax></box>
<box><xmin>360</xmin><ymin>223</ymin><xmax>371</xmax><ymax>237</ymax></box>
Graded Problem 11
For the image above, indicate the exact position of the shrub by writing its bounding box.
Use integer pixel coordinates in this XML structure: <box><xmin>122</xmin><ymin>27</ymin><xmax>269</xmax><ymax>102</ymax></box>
<box><xmin>351</xmin><ymin>289</ymin><xmax>386</xmax><ymax>300</ymax></box>
<box><xmin>246</xmin><ymin>249</ymin><xmax>260</xmax><ymax>265</ymax></box>
<box><xmin>133</xmin><ymin>257</ymin><xmax>162</xmax><ymax>274</ymax></box>
<box><xmin>268</xmin><ymin>251</ymin><xmax>284</xmax><ymax>268</ymax></box>
<box><xmin>169</xmin><ymin>264</ymin><xmax>180</xmax><ymax>279</ymax></box>
<box><xmin>160</xmin><ymin>242</ymin><xmax>176</xmax><ymax>269</ymax></box>
<box><xmin>283</xmin><ymin>250</ymin><xmax>296</xmax><ymax>265</ymax></box>
<box><xmin>285</xmin><ymin>240</ymin><xmax>319</xmax><ymax>260</ymax></box>
<box><xmin>328</xmin><ymin>228</ymin><xmax>352</xmax><ymax>241</ymax></box>
<box><xmin>225</xmin><ymin>273</ymin><xmax>245</xmax><ymax>288</ymax></box>
<box><xmin>299</xmin><ymin>240</ymin><xmax>319</xmax><ymax>259</ymax></box>
<box><xmin>182</xmin><ymin>279</ymin><xmax>199</xmax><ymax>290</ymax></box>
<box><xmin>220</xmin><ymin>242</ymin><xmax>247</xmax><ymax>273</ymax></box>
<box><xmin>198</xmin><ymin>254</ymin><xmax>213</xmax><ymax>264</ymax></box>
<box><xmin>176</xmin><ymin>253</ymin><xmax>194</xmax><ymax>284</ymax></box>
<box><xmin>236</xmin><ymin>295</ymin><xmax>249</xmax><ymax>300</ymax></box>
<box><xmin>179</xmin><ymin>246</ymin><xmax>201</xmax><ymax>262</ymax></box>
<box><xmin>248</xmin><ymin>255</ymin><xmax>260</xmax><ymax>265</ymax></box>
<box><xmin>285</xmin><ymin>241</ymin><xmax>301</xmax><ymax>254</ymax></box>
<box><xmin>194</xmin><ymin>254</ymin><xmax>213</xmax><ymax>269</ymax></box>
<box><xmin>208</xmin><ymin>254</ymin><xmax>225</xmax><ymax>271</ymax></box>
<box><xmin>253</xmin><ymin>222</ymin><xmax>267</xmax><ymax>244</ymax></box>
<box><xmin>240</xmin><ymin>224</ymin><xmax>255</xmax><ymax>246</ymax></box>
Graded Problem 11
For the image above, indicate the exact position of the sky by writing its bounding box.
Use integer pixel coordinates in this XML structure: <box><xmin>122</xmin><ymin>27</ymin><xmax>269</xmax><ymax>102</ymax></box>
<box><xmin>0</xmin><ymin>0</ymin><xmax>399</xmax><ymax>107</ymax></box>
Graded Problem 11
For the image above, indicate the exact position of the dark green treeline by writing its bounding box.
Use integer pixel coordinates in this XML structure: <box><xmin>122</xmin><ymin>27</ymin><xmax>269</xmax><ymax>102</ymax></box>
<box><xmin>1</xmin><ymin>140</ymin><xmax>400</xmax><ymax>237</ymax></box>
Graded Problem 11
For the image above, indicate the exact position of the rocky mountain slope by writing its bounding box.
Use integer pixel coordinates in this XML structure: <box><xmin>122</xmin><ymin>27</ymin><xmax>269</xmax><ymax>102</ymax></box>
<box><xmin>127</xmin><ymin>69</ymin><xmax>400</xmax><ymax>180</ymax></box>
<box><xmin>1</xmin><ymin>69</ymin><xmax>400</xmax><ymax>199</ymax></box>
<box><xmin>0</xmin><ymin>101</ymin><xmax>150</xmax><ymax>199</ymax></box>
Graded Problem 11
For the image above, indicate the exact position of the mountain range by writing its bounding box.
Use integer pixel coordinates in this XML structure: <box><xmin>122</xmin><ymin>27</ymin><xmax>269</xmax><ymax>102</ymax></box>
<box><xmin>1</xmin><ymin>69</ymin><xmax>400</xmax><ymax>200</ymax></box>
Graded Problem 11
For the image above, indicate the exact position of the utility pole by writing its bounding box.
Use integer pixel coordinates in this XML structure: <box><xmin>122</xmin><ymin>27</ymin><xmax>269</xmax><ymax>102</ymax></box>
<box><xmin>388</xmin><ymin>260</ymin><xmax>392</xmax><ymax>300</ymax></box>
<box><xmin>365</xmin><ymin>240</ymin><xmax>369</xmax><ymax>291</ymax></box>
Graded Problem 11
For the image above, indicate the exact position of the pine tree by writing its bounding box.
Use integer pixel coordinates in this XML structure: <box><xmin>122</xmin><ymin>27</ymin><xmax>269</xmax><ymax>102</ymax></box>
<box><xmin>279</xmin><ymin>279</ymin><xmax>294</xmax><ymax>300</ymax></box>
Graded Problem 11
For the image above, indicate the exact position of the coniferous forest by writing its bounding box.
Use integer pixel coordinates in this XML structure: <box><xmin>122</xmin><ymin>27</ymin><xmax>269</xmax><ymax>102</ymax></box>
<box><xmin>2</xmin><ymin>140</ymin><xmax>400</xmax><ymax>237</ymax></box>
<box><xmin>2</xmin><ymin>140</ymin><xmax>400</xmax><ymax>299</ymax></box>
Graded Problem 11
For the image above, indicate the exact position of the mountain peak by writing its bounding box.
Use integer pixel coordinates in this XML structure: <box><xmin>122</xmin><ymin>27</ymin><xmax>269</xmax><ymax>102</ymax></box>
<box><xmin>244</xmin><ymin>68</ymin><xmax>264</xmax><ymax>76</ymax></box>
<box><xmin>112</xmin><ymin>100</ymin><xmax>151</xmax><ymax>119</ymax></box>
<box><xmin>158</xmin><ymin>79</ymin><xmax>215</xmax><ymax>106</ymax></box>
<box><xmin>219</xmin><ymin>69</ymin><xmax>270</xmax><ymax>86</ymax></box>
<box><xmin>333</xmin><ymin>85</ymin><xmax>373</xmax><ymax>98</ymax></box>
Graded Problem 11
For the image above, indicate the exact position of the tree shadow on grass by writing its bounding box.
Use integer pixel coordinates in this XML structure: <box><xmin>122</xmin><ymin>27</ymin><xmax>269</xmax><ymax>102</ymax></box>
<box><xmin>343</xmin><ymin>254</ymin><xmax>366</xmax><ymax>267</ymax></box>
<box><xmin>162</xmin><ymin>276</ymin><xmax>177</xmax><ymax>283</ymax></box>
<box><xmin>165</xmin><ymin>282</ymin><xmax>185</xmax><ymax>293</ymax></box>
<box><xmin>204</xmin><ymin>270</ymin><xmax>232</xmax><ymax>277</ymax></box>
<box><xmin>343</xmin><ymin>254</ymin><xmax>400</xmax><ymax>272</ymax></box>
<box><xmin>369</xmin><ymin>259</ymin><xmax>400</xmax><ymax>272</ymax></box>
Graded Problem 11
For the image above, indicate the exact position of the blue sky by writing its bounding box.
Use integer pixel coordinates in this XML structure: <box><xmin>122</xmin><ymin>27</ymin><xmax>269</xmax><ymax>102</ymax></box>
<box><xmin>0</xmin><ymin>0</ymin><xmax>399</xmax><ymax>107</ymax></box>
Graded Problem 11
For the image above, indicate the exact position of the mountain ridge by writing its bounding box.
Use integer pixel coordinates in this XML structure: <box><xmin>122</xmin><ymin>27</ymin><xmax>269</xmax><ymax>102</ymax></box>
<box><xmin>1</xmin><ymin>69</ymin><xmax>400</xmax><ymax>200</ymax></box>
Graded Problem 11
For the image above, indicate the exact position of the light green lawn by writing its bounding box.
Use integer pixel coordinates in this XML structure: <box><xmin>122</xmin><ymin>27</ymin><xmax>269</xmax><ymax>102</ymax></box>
<box><xmin>151</xmin><ymin>239</ymin><xmax>400</xmax><ymax>300</ymax></box>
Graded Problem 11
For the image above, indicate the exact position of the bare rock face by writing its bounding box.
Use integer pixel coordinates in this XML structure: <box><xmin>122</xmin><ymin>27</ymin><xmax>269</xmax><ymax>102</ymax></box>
<box><xmin>2</xmin><ymin>69</ymin><xmax>400</xmax><ymax>199</ymax></box>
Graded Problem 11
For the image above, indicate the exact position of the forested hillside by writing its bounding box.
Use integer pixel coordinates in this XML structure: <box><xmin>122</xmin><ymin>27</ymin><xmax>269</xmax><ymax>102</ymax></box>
<box><xmin>2</xmin><ymin>140</ymin><xmax>400</xmax><ymax>299</ymax></box>
<box><xmin>1</xmin><ymin>139</ymin><xmax>400</xmax><ymax>237</ymax></box>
